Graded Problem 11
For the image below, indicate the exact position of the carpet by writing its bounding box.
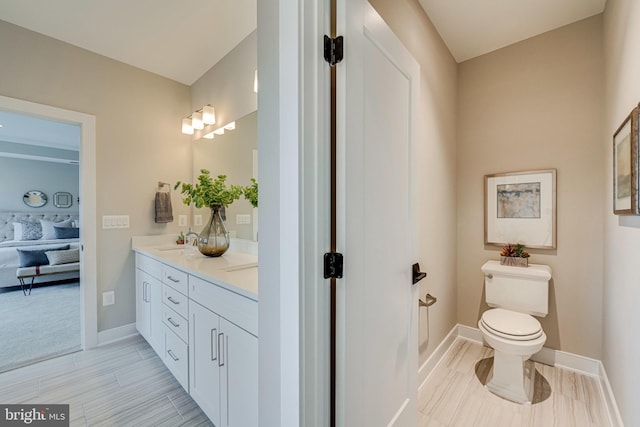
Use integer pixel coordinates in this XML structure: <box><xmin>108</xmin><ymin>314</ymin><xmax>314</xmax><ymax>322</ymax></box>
<box><xmin>0</xmin><ymin>281</ymin><xmax>81</xmax><ymax>373</ymax></box>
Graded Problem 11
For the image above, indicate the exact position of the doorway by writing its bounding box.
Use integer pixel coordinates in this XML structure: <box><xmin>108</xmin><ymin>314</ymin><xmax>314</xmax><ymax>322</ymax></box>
<box><xmin>0</xmin><ymin>95</ymin><xmax>98</xmax><ymax>358</ymax></box>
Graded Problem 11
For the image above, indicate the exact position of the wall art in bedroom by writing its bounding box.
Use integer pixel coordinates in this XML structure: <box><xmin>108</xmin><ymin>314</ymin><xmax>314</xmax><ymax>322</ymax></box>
<box><xmin>23</xmin><ymin>190</ymin><xmax>48</xmax><ymax>208</ymax></box>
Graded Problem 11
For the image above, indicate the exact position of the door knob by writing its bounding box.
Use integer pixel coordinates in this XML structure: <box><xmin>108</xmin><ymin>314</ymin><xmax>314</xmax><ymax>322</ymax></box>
<box><xmin>412</xmin><ymin>263</ymin><xmax>427</xmax><ymax>285</ymax></box>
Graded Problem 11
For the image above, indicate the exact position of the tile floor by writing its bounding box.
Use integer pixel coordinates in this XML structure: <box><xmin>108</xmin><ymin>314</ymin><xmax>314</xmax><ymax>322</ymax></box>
<box><xmin>418</xmin><ymin>338</ymin><xmax>611</xmax><ymax>427</ymax></box>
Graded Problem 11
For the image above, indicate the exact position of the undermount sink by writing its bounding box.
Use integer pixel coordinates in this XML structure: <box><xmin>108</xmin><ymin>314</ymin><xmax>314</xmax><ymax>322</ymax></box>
<box><xmin>223</xmin><ymin>262</ymin><xmax>258</xmax><ymax>272</ymax></box>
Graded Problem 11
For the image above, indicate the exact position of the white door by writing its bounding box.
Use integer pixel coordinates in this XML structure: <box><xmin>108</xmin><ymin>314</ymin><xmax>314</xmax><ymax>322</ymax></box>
<box><xmin>337</xmin><ymin>1</ymin><xmax>420</xmax><ymax>426</ymax></box>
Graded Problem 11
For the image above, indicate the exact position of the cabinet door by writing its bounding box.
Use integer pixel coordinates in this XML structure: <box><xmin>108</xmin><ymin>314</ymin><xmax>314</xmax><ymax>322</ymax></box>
<box><xmin>220</xmin><ymin>318</ymin><xmax>258</xmax><ymax>427</ymax></box>
<box><xmin>135</xmin><ymin>269</ymin><xmax>152</xmax><ymax>341</ymax></box>
<box><xmin>148</xmin><ymin>278</ymin><xmax>163</xmax><ymax>355</ymax></box>
<box><xmin>189</xmin><ymin>300</ymin><xmax>221</xmax><ymax>426</ymax></box>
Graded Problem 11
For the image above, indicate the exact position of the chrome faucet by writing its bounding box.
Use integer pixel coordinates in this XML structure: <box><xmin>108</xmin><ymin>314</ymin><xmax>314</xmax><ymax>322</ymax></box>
<box><xmin>185</xmin><ymin>228</ymin><xmax>199</xmax><ymax>246</ymax></box>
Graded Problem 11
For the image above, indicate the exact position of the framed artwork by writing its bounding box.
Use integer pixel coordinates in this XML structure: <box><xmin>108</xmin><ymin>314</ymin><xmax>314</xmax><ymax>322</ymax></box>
<box><xmin>613</xmin><ymin>106</ymin><xmax>639</xmax><ymax>215</ymax></box>
<box><xmin>485</xmin><ymin>169</ymin><xmax>557</xmax><ymax>249</ymax></box>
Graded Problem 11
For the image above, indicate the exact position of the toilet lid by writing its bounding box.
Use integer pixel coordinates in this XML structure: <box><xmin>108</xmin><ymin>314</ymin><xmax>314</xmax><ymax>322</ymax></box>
<box><xmin>481</xmin><ymin>308</ymin><xmax>543</xmax><ymax>341</ymax></box>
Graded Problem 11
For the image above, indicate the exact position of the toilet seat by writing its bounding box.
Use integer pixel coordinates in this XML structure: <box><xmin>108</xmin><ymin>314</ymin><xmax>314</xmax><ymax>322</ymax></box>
<box><xmin>480</xmin><ymin>308</ymin><xmax>543</xmax><ymax>341</ymax></box>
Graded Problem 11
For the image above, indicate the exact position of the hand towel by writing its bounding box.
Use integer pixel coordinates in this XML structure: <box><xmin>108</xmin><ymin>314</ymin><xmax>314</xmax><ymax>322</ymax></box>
<box><xmin>155</xmin><ymin>192</ymin><xmax>173</xmax><ymax>223</ymax></box>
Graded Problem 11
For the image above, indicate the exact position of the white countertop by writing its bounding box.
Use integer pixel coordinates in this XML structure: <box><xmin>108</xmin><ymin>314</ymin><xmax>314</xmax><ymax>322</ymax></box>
<box><xmin>133</xmin><ymin>243</ymin><xmax>258</xmax><ymax>301</ymax></box>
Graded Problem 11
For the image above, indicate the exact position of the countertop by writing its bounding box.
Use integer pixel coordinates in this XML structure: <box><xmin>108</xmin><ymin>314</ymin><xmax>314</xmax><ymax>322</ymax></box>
<box><xmin>133</xmin><ymin>244</ymin><xmax>258</xmax><ymax>301</ymax></box>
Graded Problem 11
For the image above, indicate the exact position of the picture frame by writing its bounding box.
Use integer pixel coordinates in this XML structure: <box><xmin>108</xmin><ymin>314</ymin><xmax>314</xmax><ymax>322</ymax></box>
<box><xmin>484</xmin><ymin>169</ymin><xmax>557</xmax><ymax>249</ymax></box>
<box><xmin>53</xmin><ymin>191</ymin><xmax>73</xmax><ymax>208</ymax></box>
<box><xmin>613</xmin><ymin>105</ymin><xmax>639</xmax><ymax>215</ymax></box>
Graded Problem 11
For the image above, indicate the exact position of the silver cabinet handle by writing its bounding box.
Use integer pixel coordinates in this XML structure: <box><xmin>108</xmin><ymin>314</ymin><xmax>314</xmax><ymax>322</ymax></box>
<box><xmin>167</xmin><ymin>275</ymin><xmax>180</xmax><ymax>283</ymax></box>
<box><xmin>167</xmin><ymin>296</ymin><xmax>180</xmax><ymax>305</ymax></box>
<box><xmin>218</xmin><ymin>332</ymin><xmax>225</xmax><ymax>367</ymax></box>
<box><xmin>143</xmin><ymin>281</ymin><xmax>150</xmax><ymax>302</ymax></box>
<box><xmin>167</xmin><ymin>317</ymin><xmax>180</xmax><ymax>328</ymax></box>
<box><xmin>210</xmin><ymin>328</ymin><xmax>218</xmax><ymax>361</ymax></box>
<box><xmin>167</xmin><ymin>349</ymin><xmax>179</xmax><ymax>361</ymax></box>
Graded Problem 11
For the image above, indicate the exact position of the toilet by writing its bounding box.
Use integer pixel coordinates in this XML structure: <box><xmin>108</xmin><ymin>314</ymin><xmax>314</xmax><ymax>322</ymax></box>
<box><xmin>478</xmin><ymin>260</ymin><xmax>552</xmax><ymax>404</ymax></box>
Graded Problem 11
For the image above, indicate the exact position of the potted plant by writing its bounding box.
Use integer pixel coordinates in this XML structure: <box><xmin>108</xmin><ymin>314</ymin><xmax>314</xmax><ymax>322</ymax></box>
<box><xmin>175</xmin><ymin>169</ymin><xmax>243</xmax><ymax>257</ymax></box>
<box><xmin>244</xmin><ymin>178</ymin><xmax>258</xmax><ymax>208</ymax></box>
<box><xmin>176</xmin><ymin>231</ymin><xmax>185</xmax><ymax>245</ymax></box>
<box><xmin>499</xmin><ymin>243</ymin><xmax>530</xmax><ymax>267</ymax></box>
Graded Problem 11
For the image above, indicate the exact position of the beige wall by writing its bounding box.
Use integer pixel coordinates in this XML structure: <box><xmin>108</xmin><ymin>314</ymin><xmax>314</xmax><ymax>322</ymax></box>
<box><xmin>457</xmin><ymin>16</ymin><xmax>604</xmax><ymax>358</ymax></box>
<box><xmin>603</xmin><ymin>1</ymin><xmax>640</xmax><ymax>425</ymax></box>
<box><xmin>369</xmin><ymin>0</ymin><xmax>459</xmax><ymax>367</ymax></box>
<box><xmin>0</xmin><ymin>20</ymin><xmax>192</xmax><ymax>332</ymax></box>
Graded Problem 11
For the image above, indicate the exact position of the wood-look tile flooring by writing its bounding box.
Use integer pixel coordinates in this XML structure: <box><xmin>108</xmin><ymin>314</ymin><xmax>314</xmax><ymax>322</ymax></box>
<box><xmin>419</xmin><ymin>338</ymin><xmax>611</xmax><ymax>427</ymax></box>
<box><xmin>0</xmin><ymin>335</ymin><xmax>212</xmax><ymax>426</ymax></box>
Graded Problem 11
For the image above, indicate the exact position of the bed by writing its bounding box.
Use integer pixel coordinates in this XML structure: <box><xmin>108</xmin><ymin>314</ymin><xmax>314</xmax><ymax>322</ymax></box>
<box><xmin>0</xmin><ymin>212</ymin><xmax>80</xmax><ymax>288</ymax></box>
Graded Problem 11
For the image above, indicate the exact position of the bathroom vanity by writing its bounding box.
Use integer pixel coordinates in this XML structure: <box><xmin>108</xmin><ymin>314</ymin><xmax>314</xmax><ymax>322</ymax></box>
<box><xmin>133</xmin><ymin>240</ymin><xmax>258</xmax><ymax>426</ymax></box>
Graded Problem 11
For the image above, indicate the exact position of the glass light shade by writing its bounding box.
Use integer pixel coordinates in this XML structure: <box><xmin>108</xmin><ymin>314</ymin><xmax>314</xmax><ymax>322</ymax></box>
<box><xmin>224</xmin><ymin>121</ymin><xmax>236</xmax><ymax>131</ymax></box>
<box><xmin>192</xmin><ymin>111</ymin><xmax>204</xmax><ymax>130</ymax></box>
<box><xmin>202</xmin><ymin>105</ymin><xmax>216</xmax><ymax>125</ymax></box>
<box><xmin>254</xmin><ymin>69</ymin><xmax>258</xmax><ymax>93</ymax></box>
<box><xmin>181</xmin><ymin>118</ymin><xmax>194</xmax><ymax>135</ymax></box>
<box><xmin>214</xmin><ymin>127</ymin><xmax>225</xmax><ymax>135</ymax></box>
<box><xmin>203</xmin><ymin>132</ymin><xmax>215</xmax><ymax>139</ymax></box>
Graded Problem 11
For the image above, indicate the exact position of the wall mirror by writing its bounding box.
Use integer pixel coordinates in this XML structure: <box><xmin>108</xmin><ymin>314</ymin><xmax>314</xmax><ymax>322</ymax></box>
<box><xmin>23</xmin><ymin>190</ymin><xmax>48</xmax><ymax>208</ymax></box>
<box><xmin>53</xmin><ymin>191</ymin><xmax>73</xmax><ymax>208</ymax></box>
<box><xmin>192</xmin><ymin>110</ymin><xmax>257</xmax><ymax>241</ymax></box>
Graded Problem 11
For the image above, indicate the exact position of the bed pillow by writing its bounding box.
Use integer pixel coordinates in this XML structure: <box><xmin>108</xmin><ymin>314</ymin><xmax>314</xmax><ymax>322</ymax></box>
<box><xmin>45</xmin><ymin>248</ymin><xmax>80</xmax><ymax>265</ymax></box>
<box><xmin>18</xmin><ymin>221</ymin><xmax>42</xmax><ymax>241</ymax></box>
<box><xmin>54</xmin><ymin>226</ymin><xmax>79</xmax><ymax>239</ymax></box>
<box><xmin>12</xmin><ymin>222</ymin><xmax>23</xmax><ymax>240</ymax></box>
<box><xmin>41</xmin><ymin>218</ymin><xmax>73</xmax><ymax>240</ymax></box>
<box><xmin>16</xmin><ymin>244</ymin><xmax>71</xmax><ymax>267</ymax></box>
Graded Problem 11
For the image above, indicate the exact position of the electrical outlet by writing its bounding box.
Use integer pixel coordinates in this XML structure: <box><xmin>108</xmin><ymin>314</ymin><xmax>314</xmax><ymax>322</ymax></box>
<box><xmin>194</xmin><ymin>215</ymin><xmax>203</xmax><ymax>226</ymax></box>
<box><xmin>178</xmin><ymin>215</ymin><xmax>188</xmax><ymax>226</ymax></box>
<box><xmin>236</xmin><ymin>214</ymin><xmax>251</xmax><ymax>225</ymax></box>
<box><xmin>103</xmin><ymin>291</ymin><xmax>115</xmax><ymax>306</ymax></box>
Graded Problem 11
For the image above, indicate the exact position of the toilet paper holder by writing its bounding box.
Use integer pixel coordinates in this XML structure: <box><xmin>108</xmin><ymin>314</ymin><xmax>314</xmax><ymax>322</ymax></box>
<box><xmin>419</xmin><ymin>293</ymin><xmax>437</xmax><ymax>308</ymax></box>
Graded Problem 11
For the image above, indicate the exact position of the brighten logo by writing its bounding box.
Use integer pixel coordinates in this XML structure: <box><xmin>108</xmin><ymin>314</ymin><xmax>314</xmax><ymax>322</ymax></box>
<box><xmin>1</xmin><ymin>405</ymin><xmax>69</xmax><ymax>426</ymax></box>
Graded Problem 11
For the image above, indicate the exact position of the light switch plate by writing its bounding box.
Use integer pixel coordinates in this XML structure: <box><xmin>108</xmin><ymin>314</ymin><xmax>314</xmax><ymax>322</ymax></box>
<box><xmin>102</xmin><ymin>215</ymin><xmax>130</xmax><ymax>229</ymax></box>
<box><xmin>236</xmin><ymin>214</ymin><xmax>251</xmax><ymax>225</ymax></box>
<box><xmin>103</xmin><ymin>291</ymin><xmax>115</xmax><ymax>306</ymax></box>
<box><xmin>178</xmin><ymin>215</ymin><xmax>188</xmax><ymax>226</ymax></box>
<box><xmin>194</xmin><ymin>215</ymin><xmax>203</xmax><ymax>226</ymax></box>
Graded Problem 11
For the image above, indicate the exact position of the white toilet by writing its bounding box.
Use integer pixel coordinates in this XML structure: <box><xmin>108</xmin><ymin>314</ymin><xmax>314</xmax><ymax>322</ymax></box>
<box><xmin>478</xmin><ymin>260</ymin><xmax>552</xmax><ymax>404</ymax></box>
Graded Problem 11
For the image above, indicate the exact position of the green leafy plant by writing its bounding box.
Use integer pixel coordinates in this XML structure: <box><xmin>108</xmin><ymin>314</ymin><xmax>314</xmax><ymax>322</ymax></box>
<box><xmin>174</xmin><ymin>169</ymin><xmax>243</xmax><ymax>208</ymax></box>
<box><xmin>176</xmin><ymin>231</ymin><xmax>185</xmax><ymax>244</ymax></box>
<box><xmin>500</xmin><ymin>243</ymin><xmax>530</xmax><ymax>258</ymax></box>
<box><xmin>243</xmin><ymin>178</ymin><xmax>259</xmax><ymax>208</ymax></box>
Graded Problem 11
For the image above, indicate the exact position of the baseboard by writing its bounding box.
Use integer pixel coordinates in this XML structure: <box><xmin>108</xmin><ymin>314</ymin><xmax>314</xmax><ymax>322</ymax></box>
<box><xmin>97</xmin><ymin>323</ymin><xmax>138</xmax><ymax>346</ymax></box>
<box><xmin>599</xmin><ymin>362</ymin><xmax>624</xmax><ymax>427</ymax></box>
<box><xmin>417</xmin><ymin>325</ymin><xmax>458</xmax><ymax>390</ymax></box>
<box><xmin>418</xmin><ymin>323</ymin><xmax>623</xmax><ymax>426</ymax></box>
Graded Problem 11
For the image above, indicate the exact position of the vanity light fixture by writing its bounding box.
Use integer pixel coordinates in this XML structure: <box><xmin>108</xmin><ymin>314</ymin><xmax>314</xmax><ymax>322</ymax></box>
<box><xmin>224</xmin><ymin>121</ymin><xmax>236</xmax><ymax>131</ymax></box>
<box><xmin>254</xmin><ymin>69</ymin><xmax>258</xmax><ymax>93</ymax></box>
<box><xmin>203</xmin><ymin>132</ymin><xmax>215</xmax><ymax>139</ymax></box>
<box><xmin>191</xmin><ymin>110</ymin><xmax>204</xmax><ymax>130</ymax></box>
<box><xmin>181</xmin><ymin>118</ymin><xmax>194</xmax><ymax>135</ymax></box>
<box><xmin>214</xmin><ymin>127</ymin><xmax>225</xmax><ymax>136</ymax></box>
<box><xmin>202</xmin><ymin>105</ymin><xmax>216</xmax><ymax>125</ymax></box>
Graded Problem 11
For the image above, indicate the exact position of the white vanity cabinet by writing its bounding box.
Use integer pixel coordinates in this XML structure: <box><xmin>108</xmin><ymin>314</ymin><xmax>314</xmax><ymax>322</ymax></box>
<box><xmin>135</xmin><ymin>254</ymin><xmax>163</xmax><ymax>355</ymax></box>
<box><xmin>189</xmin><ymin>275</ymin><xmax>258</xmax><ymax>427</ymax></box>
<box><xmin>134</xmin><ymin>247</ymin><xmax>258</xmax><ymax>426</ymax></box>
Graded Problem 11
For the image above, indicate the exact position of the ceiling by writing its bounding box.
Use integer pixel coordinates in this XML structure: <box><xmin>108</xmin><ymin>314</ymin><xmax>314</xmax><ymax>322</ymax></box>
<box><xmin>0</xmin><ymin>0</ymin><xmax>257</xmax><ymax>86</ymax></box>
<box><xmin>419</xmin><ymin>0</ymin><xmax>607</xmax><ymax>62</ymax></box>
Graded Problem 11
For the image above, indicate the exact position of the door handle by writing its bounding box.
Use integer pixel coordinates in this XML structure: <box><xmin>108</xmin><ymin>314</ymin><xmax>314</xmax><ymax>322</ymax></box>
<box><xmin>412</xmin><ymin>263</ymin><xmax>427</xmax><ymax>285</ymax></box>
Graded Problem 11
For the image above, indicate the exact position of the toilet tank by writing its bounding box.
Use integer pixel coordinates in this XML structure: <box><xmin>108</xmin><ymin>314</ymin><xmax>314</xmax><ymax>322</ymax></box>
<box><xmin>481</xmin><ymin>260</ymin><xmax>552</xmax><ymax>317</ymax></box>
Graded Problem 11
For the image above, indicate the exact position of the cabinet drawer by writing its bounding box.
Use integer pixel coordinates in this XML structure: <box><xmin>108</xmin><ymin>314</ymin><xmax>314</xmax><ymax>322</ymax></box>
<box><xmin>165</xmin><ymin>327</ymin><xmax>189</xmax><ymax>392</ymax></box>
<box><xmin>136</xmin><ymin>253</ymin><xmax>161</xmax><ymax>279</ymax></box>
<box><xmin>162</xmin><ymin>264</ymin><xmax>188</xmax><ymax>295</ymax></box>
<box><xmin>162</xmin><ymin>305</ymin><xmax>188</xmax><ymax>343</ymax></box>
<box><xmin>190</xmin><ymin>275</ymin><xmax>258</xmax><ymax>337</ymax></box>
<box><xmin>162</xmin><ymin>284</ymin><xmax>188</xmax><ymax>318</ymax></box>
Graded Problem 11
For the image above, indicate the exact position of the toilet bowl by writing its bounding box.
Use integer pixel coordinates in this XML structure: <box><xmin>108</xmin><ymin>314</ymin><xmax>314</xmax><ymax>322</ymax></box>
<box><xmin>479</xmin><ymin>261</ymin><xmax>552</xmax><ymax>404</ymax></box>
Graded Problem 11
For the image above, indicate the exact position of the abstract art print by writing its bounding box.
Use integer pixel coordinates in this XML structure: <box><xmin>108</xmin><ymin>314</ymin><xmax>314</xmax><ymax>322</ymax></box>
<box><xmin>485</xmin><ymin>169</ymin><xmax>556</xmax><ymax>249</ymax></box>
<box><xmin>613</xmin><ymin>105</ymin><xmax>639</xmax><ymax>215</ymax></box>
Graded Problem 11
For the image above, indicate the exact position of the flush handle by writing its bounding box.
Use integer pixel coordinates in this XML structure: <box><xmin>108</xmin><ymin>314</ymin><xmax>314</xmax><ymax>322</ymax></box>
<box><xmin>412</xmin><ymin>263</ymin><xmax>427</xmax><ymax>285</ymax></box>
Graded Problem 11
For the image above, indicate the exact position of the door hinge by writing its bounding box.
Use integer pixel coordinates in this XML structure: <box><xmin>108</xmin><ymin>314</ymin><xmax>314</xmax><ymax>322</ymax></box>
<box><xmin>324</xmin><ymin>252</ymin><xmax>344</xmax><ymax>279</ymax></box>
<box><xmin>324</xmin><ymin>35</ymin><xmax>344</xmax><ymax>66</ymax></box>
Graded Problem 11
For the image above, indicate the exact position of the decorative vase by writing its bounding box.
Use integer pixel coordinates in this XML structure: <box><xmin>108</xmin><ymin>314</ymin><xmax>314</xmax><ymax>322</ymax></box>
<box><xmin>499</xmin><ymin>256</ymin><xmax>528</xmax><ymax>267</ymax></box>
<box><xmin>197</xmin><ymin>206</ymin><xmax>230</xmax><ymax>257</ymax></box>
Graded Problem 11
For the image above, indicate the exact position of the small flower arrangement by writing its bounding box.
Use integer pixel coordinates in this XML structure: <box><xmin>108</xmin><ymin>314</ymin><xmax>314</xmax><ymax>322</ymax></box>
<box><xmin>500</xmin><ymin>243</ymin><xmax>529</xmax><ymax>267</ymax></box>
